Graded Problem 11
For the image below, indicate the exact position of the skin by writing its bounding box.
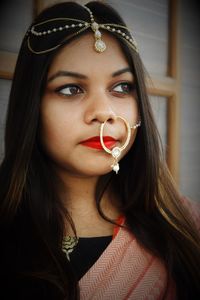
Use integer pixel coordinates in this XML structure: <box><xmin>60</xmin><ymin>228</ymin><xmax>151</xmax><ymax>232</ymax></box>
<box><xmin>40</xmin><ymin>32</ymin><xmax>139</xmax><ymax>237</ymax></box>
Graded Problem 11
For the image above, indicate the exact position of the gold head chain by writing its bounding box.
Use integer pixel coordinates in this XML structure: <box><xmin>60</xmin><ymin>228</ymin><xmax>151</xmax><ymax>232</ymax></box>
<box><xmin>27</xmin><ymin>5</ymin><xmax>139</xmax><ymax>54</ymax></box>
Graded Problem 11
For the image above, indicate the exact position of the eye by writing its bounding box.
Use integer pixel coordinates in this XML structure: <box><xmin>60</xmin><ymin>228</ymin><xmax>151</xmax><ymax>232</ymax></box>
<box><xmin>55</xmin><ymin>84</ymin><xmax>83</xmax><ymax>97</ymax></box>
<box><xmin>112</xmin><ymin>82</ymin><xmax>135</xmax><ymax>94</ymax></box>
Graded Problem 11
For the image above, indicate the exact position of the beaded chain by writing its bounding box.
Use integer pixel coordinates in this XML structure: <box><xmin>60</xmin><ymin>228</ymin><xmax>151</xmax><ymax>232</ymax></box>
<box><xmin>27</xmin><ymin>5</ymin><xmax>138</xmax><ymax>54</ymax></box>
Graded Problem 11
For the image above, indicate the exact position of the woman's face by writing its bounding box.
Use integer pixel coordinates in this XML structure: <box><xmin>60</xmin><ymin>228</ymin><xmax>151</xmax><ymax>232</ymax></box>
<box><xmin>40</xmin><ymin>33</ymin><xmax>139</xmax><ymax>177</ymax></box>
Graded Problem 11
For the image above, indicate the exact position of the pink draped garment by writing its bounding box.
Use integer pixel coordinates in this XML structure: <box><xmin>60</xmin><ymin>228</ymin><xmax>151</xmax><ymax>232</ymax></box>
<box><xmin>79</xmin><ymin>224</ymin><xmax>175</xmax><ymax>300</ymax></box>
<box><xmin>79</xmin><ymin>199</ymin><xmax>200</xmax><ymax>299</ymax></box>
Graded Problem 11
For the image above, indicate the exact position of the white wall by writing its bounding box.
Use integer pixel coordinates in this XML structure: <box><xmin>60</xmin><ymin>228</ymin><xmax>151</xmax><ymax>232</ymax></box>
<box><xmin>179</xmin><ymin>0</ymin><xmax>200</xmax><ymax>201</ymax></box>
<box><xmin>0</xmin><ymin>0</ymin><xmax>33</xmax><ymax>161</ymax></box>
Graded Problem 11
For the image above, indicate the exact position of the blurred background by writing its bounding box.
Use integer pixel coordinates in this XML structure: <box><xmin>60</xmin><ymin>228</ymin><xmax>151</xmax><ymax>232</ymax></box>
<box><xmin>0</xmin><ymin>0</ymin><xmax>199</xmax><ymax>202</ymax></box>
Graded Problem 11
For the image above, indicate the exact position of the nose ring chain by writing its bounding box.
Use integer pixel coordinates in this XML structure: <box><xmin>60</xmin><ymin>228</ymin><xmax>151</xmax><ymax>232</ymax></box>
<box><xmin>100</xmin><ymin>116</ymin><xmax>141</xmax><ymax>174</ymax></box>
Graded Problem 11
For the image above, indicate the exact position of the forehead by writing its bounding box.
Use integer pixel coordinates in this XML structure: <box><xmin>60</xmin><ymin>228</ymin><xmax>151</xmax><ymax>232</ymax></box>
<box><xmin>48</xmin><ymin>32</ymin><xmax>130</xmax><ymax>76</ymax></box>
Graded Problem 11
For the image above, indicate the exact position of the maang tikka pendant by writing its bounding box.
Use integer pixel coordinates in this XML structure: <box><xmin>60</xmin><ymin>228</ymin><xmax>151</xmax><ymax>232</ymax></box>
<box><xmin>100</xmin><ymin>116</ymin><xmax>139</xmax><ymax>174</ymax></box>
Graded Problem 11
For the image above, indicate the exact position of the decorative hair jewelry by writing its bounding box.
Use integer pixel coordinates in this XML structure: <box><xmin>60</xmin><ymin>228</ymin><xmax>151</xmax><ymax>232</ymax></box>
<box><xmin>27</xmin><ymin>5</ymin><xmax>138</xmax><ymax>54</ymax></box>
<box><xmin>84</xmin><ymin>5</ymin><xmax>106</xmax><ymax>53</ymax></box>
<box><xmin>100</xmin><ymin>116</ymin><xmax>141</xmax><ymax>174</ymax></box>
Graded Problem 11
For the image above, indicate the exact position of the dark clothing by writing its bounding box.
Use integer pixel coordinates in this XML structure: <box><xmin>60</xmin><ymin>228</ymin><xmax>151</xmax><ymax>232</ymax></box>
<box><xmin>0</xmin><ymin>212</ymin><xmax>111</xmax><ymax>299</ymax></box>
<box><xmin>70</xmin><ymin>236</ymin><xmax>112</xmax><ymax>280</ymax></box>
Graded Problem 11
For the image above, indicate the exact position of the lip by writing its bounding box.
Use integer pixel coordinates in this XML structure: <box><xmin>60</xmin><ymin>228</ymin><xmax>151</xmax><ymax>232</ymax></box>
<box><xmin>80</xmin><ymin>136</ymin><xmax>117</xmax><ymax>150</ymax></box>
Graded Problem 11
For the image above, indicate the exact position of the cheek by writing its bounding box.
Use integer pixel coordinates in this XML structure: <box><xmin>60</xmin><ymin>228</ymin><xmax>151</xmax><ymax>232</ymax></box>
<box><xmin>118</xmin><ymin>97</ymin><xmax>139</xmax><ymax>125</ymax></box>
<box><xmin>39</xmin><ymin>103</ymin><xmax>73</xmax><ymax>152</ymax></box>
<box><xmin>130</xmin><ymin>99</ymin><xmax>139</xmax><ymax>120</ymax></box>
<box><xmin>120</xmin><ymin>126</ymin><xmax>138</xmax><ymax>161</ymax></box>
<box><xmin>128</xmin><ymin>128</ymin><xmax>137</xmax><ymax>149</ymax></box>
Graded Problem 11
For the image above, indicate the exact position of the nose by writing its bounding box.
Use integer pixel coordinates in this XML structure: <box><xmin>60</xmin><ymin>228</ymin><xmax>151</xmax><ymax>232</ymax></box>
<box><xmin>84</xmin><ymin>92</ymin><xmax>117</xmax><ymax>125</ymax></box>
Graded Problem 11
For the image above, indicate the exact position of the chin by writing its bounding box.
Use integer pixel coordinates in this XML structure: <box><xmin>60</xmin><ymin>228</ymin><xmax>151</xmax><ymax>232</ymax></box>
<box><xmin>79</xmin><ymin>168</ymin><xmax>113</xmax><ymax>177</ymax></box>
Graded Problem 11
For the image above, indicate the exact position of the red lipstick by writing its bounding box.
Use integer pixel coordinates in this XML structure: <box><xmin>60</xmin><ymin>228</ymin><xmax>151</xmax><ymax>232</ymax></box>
<box><xmin>80</xmin><ymin>136</ymin><xmax>117</xmax><ymax>150</ymax></box>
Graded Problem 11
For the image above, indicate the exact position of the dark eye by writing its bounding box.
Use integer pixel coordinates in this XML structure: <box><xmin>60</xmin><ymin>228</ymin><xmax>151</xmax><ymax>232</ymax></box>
<box><xmin>55</xmin><ymin>84</ymin><xmax>83</xmax><ymax>96</ymax></box>
<box><xmin>112</xmin><ymin>82</ymin><xmax>135</xmax><ymax>94</ymax></box>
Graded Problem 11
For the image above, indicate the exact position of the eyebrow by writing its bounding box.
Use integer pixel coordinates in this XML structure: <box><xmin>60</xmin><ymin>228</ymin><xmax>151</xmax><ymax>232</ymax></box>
<box><xmin>47</xmin><ymin>67</ymin><xmax>132</xmax><ymax>82</ymax></box>
<box><xmin>112</xmin><ymin>67</ymin><xmax>132</xmax><ymax>77</ymax></box>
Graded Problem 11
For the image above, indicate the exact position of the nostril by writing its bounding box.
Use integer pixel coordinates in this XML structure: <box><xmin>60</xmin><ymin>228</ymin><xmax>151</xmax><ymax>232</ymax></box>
<box><xmin>84</xmin><ymin>106</ymin><xmax>117</xmax><ymax>124</ymax></box>
<box><xmin>106</xmin><ymin>117</ymin><xmax>114</xmax><ymax>123</ymax></box>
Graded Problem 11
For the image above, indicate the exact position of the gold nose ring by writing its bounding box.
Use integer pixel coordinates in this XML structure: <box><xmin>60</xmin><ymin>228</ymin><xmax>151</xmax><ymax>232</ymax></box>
<box><xmin>100</xmin><ymin>116</ymin><xmax>141</xmax><ymax>174</ymax></box>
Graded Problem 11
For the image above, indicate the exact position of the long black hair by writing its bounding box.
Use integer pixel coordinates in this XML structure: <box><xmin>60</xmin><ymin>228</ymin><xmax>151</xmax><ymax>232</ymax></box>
<box><xmin>0</xmin><ymin>2</ymin><xmax>200</xmax><ymax>299</ymax></box>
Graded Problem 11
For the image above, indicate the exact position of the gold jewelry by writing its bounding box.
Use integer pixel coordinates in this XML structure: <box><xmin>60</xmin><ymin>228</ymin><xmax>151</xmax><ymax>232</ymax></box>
<box><xmin>62</xmin><ymin>236</ymin><xmax>79</xmax><ymax>261</ymax></box>
<box><xmin>130</xmin><ymin>120</ymin><xmax>141</xmax><ymax>129</ymax></box>
<box><xmin>84</xmin><ymin>5</ymin><xmax>106</xmax><ymax>53</ymax></box>
<box><xmin>100</xmin><ymin>116</ymin><xmax>141</xmax><ymax>174</ymax></box>
<box><xmin>27</xmin><ymin>5</ymin><xmax>138</xmax><ymax>54</ymax></box>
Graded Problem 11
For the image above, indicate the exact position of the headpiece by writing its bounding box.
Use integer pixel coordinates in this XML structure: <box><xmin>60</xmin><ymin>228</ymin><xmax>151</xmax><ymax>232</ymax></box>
<box><xmin>27</xmin><ymin>5</ymin><xmax>139</xmax><ymax>54</ymax></box>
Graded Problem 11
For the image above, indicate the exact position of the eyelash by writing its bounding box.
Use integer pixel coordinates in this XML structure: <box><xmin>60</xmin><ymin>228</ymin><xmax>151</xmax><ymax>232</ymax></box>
<box><xmin>55</xmin><ymin>82</ymin><xmax>136</xmax><ymax>97</ymax></box>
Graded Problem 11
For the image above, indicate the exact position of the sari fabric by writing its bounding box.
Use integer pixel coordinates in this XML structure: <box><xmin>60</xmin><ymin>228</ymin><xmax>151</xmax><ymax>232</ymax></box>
<box><xmin>79</xmin><ymin>225</ymin><xmax>175</xmax><ymax>300</ymax></box>
<box><xmin>79</xmin><ymin>199</ymin><xmax>200</xmax><ymax>299</ymax></box>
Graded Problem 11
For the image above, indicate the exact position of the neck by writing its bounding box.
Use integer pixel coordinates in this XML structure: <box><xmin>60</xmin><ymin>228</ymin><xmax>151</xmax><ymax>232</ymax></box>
<box><xmin>57</xmin><ymin>171</ymin><xmax>121</xmax><ymax>237</ymax></box>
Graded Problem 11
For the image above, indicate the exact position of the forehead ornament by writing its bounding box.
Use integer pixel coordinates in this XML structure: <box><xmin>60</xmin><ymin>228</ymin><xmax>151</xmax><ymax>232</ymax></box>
<box><xmin>84</xmin><ymin>5</ymin><xmax>106</xmax><ymax>53</ymax></box>
<box><xmin>27</xmin><ymin>5</ymin><xmax>138</xmax><ymax>54</ymax></box>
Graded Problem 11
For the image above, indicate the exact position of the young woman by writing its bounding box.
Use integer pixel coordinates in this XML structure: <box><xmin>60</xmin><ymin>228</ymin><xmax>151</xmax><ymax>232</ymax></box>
<box><xmin>0</xmin><ymin>1</ymin><xmax>200</xmax><ymax>299</ymax></box>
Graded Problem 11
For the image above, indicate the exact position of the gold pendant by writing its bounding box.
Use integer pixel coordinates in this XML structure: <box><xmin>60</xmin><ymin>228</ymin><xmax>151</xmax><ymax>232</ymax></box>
<box><xmin>62</xmin><ymin>236</ymin><xmax>79</xmax><ymax>261</ymax></box>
